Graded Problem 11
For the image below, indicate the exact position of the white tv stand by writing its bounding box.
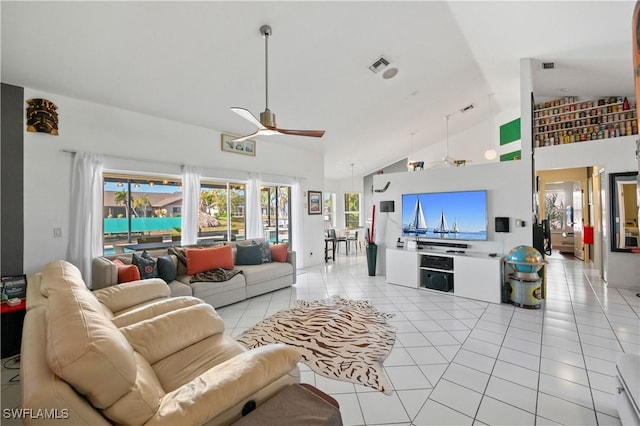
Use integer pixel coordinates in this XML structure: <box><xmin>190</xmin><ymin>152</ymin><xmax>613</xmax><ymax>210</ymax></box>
<box><xmin>386</xmin><ymin>247</ymin><xmax>503</xmax><ymax>304</ymax></box>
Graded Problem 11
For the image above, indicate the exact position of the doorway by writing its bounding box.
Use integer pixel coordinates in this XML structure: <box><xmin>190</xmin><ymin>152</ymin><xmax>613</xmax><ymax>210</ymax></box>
<box><xmin>536</xmin><ymin>167</ymin><xmax>601</xmax><ymax>266</ymax></box>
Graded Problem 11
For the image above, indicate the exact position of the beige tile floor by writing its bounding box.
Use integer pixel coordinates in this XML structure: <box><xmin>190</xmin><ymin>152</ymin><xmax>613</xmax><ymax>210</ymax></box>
<box><xmin>2</xmin><ymin>252</ymin><xmax>638</xmax><ymax>425</ymax></box>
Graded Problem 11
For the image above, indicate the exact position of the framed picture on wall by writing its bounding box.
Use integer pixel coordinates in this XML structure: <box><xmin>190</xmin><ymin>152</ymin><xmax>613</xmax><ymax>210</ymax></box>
<box><xmin>221</xmin><ymin>133</ymin><xmax>256</xmax><ymax>157</ymax></box>
<box><xmin>308</xmin><ymin>191</ymin><xmax>322</xmax><ymax>215</ymax></box>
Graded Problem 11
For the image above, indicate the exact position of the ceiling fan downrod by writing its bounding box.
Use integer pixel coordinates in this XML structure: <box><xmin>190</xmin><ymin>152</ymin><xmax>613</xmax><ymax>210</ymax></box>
<box><xmin>259</xmin><ymin>25</ymin><xmax>276</xmax><ymax>127</ymax></box>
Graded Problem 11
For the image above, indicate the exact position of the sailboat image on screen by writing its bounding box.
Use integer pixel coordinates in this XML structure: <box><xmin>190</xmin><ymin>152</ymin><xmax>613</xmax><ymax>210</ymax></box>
<box><xmin>403</xmin><ymin>198</ymin><xmax>428</xmax><ymax>235</ymax></box>
<box><xmin>433</xmin><ymin>210</ymin><xmax>451</xmax><ymax>235</ymax></box>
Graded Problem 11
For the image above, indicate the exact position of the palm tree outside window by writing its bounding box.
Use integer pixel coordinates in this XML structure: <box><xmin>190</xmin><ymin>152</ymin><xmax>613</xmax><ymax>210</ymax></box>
<box><xmin>344</xmin><ymin>193</ymin><xmax>360</xmax><ymax>230</ymax></box>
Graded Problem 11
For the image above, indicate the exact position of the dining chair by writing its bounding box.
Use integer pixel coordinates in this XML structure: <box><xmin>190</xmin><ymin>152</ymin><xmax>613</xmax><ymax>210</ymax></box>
<box><xmin>325</xmin><ymin>229</ymin><xmax>337</xmax><ymax>262</ymax></box>
<box><xmin>347</xmin><ymin>230</ymin><xmax>361</xmax><ymax>254</ymax></box>
<box><xmin>335</xmin><ymin>229</ymin><xmax>348</xmax><ymax>254</ymax></box>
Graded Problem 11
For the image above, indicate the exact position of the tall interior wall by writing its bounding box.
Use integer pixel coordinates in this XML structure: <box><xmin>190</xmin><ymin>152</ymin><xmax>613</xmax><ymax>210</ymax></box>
<box><xmin>17</xmin><ymin>87</ymin><xmax>325</xmax><ymax>275</ymax></box>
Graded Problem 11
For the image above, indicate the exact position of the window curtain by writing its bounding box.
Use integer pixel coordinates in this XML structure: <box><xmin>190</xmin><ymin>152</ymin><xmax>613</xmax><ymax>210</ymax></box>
<box><xmin>245</xmin><ymin>172</ymin><xmax>264</xmax><ymax>239</ymax></box>
<box><xmin>181</xmin><ymin>165</ymin><xmax>200</xmax><ymax>245</ymax></box>
<box><xmin>291</xmin><ymin>178</ymin><xmax>304</xmax><ymax>269</ymax></box>
<box><xmin>67</xmin><ymin>153</ymin><xmax>103</xmax><ymax>284</ymax></box>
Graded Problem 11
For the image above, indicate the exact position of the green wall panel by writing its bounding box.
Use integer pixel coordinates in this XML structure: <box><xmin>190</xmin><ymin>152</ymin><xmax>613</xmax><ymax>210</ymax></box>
<box><xmin>500</xmin><ymin>150</ymin><xmax>521</xmax><ymax>162</ymax></box>
<box><xmin>500</xmin><ymin>118</ymin><xmax>521</xmax><ymax>145</ymax></box>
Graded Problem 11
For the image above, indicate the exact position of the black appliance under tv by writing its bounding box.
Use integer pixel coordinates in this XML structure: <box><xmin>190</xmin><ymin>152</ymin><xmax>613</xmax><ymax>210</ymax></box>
<box><xmin>402</xmin><ymin>190</ymin><xmax>488</xmax><ymax>241</ymax></box>
<box><xmin>421</xmin><ymin>270</ymin><xmax>454</xmax><ymax>292</ymax></box>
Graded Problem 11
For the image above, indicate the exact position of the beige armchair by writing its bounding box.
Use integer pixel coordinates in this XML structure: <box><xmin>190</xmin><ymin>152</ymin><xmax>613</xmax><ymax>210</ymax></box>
<box><xmin>21</xmin><ymin>260</ymin><xmax>300</xmax><ymax>425</ymax></box>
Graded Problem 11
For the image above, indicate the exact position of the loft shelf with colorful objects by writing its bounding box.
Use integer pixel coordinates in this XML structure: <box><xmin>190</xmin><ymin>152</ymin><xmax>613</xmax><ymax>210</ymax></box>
<box><xmin>533</xmin><ymin>96</ymin><xmax>637</xmax><ymax>148</ymax></box>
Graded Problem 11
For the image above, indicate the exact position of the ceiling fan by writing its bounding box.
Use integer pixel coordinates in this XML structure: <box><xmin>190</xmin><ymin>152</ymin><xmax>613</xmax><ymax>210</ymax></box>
<box><xmin>426</xmin><ymin>115</ymin><xmax>470</xmax><ymax>169</ymax></box>
<box><xmin>230</xmin><ymin>25</ymin><xmax>325</xmax><ymax>142</ymax></box>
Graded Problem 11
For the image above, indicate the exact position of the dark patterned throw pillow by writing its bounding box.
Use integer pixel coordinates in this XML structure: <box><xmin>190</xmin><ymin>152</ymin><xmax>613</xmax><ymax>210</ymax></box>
<box><xmin>257</xmin><ymin>240</ymin><xmax>272</xmax><ymax>263</ymax></box>
<box><xmin>132</xmin><ymin>251</ymin><xmax>158</xmax><ymax>279</ymax></box>
<box><xmin>156</xmin><ymin>255</ymin><xmax>177</xmax><ymax>283</ymax></box>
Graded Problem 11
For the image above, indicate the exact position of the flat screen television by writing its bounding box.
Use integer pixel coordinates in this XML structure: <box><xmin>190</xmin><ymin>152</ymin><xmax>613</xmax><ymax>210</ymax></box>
<box><xmin>402</xmin><ymin>190</ymin><xmax>488</xmax><ymax>241</ymax></box>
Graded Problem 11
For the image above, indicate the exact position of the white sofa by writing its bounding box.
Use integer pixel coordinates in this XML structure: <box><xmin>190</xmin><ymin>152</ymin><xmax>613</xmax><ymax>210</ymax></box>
<box><xmin>92</xmin><ymin>239</ymin><xmax>296</xmax><ymax>308</ymax></box>
<box><xmin>21</xmin><ymin>260</ymin><xmax>301</xmax><ymax>425</ymax></box>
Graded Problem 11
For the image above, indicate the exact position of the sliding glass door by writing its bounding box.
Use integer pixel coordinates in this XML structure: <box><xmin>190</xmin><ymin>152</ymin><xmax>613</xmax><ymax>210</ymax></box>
<box><xmin>261</xmin><ymin>185</ymin><xmax>291</xmax><ymax>244</ymax></box>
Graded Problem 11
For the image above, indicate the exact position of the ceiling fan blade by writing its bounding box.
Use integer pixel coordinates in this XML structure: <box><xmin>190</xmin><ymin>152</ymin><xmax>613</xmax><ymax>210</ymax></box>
<box><xmin>231</xmin><ymin>107</ymin><xmax>266</xmax><ymax>129</ymax></box>
<box><xmin>230</xmin><ymin>130</ymin><xmax>261</xmax><ymax>142</ymax></box>
<box><xmin>273</xmin><ymin>128</ymin><xmax>325</xmax><ymax>138</ymax></box>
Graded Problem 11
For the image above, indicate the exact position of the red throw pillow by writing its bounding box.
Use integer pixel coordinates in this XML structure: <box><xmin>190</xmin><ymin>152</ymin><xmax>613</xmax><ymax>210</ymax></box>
<box><xmin>186</xmin><ymin>245</ymin><xmax>234</xmax><ymax>275</ymax></box>
<box><xmin>113</xmin><ymin>258</ymin><xmax>141</xmax><ymax>283</ymax></box>
<box><xmin>270</xmin><ymin>243</ymin><xmax>289</xmax><ymax>263</ymax></box>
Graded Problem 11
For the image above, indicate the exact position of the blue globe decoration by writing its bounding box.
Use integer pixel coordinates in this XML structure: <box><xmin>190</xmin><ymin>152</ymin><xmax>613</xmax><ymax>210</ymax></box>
<box><xmin>506</xmin><ymin>245</ymin><xmax>544</xmax><ymax>273</ymax></box>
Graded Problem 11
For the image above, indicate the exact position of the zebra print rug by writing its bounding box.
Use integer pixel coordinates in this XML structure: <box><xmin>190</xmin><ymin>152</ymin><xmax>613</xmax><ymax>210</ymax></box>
<box><xmin>236</xmin><ymin>296</ymin><xmax>396</xmax><ymax>394</ymax></box>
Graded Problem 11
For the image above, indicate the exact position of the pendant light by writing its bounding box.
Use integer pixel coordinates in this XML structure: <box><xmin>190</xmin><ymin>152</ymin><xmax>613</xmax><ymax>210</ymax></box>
<box><xmin>484</xmin><ymin>93</ymin><xmax>497</xmax><ymax>160</ymax></box>
<box><xmin>350</xmin><ymin>163</ymin><xmax>355</xmax><ymax>192</ymax></box>
<box><xmin>406</xmin><ymin>132</ymin><xmax>415</xmax><ymax>171</ymax></box>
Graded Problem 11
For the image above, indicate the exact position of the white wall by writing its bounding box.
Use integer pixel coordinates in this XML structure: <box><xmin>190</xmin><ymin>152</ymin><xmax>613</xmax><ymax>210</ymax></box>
<box><xmin>22</xmin><ymin>88</ymin><xmax>325</xmax><ymax>274</ymax></box>
<box><xmin>534</xmin><ymin>136</ymin><xmax>639</xmax><ymax>289</ymax></box>
<box><xmin>372</xmin><ymin>160</ymin><xmax>533</xmax><ymax>274</ymax></box>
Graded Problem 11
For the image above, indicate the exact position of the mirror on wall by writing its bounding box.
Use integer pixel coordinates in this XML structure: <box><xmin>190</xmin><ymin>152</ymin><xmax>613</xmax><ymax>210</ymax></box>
<box><xmin>610</xmin><ymin>172</ymin><xmax>639</xmax><ymax>252</ymax></box>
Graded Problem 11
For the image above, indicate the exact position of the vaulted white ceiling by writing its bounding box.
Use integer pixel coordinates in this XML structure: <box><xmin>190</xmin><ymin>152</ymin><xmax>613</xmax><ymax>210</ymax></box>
<box><xmin>2</xmin><ymin>1</ymin><xmax>636</xmax><ymax>180</ymax></box>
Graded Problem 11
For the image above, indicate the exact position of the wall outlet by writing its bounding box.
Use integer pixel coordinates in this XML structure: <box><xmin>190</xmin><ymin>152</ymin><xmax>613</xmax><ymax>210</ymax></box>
<box><xmin>53</xmin><ymin>227</ymin><xmax>62</xmax><ymax>238</ymax></box>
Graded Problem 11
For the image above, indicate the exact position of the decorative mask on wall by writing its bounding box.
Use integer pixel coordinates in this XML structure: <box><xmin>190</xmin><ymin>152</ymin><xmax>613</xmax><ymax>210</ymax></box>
<box><xmin>26</xmin><ymin>98</ymin><xmax>59</xmax><ymax>135</ymax></box>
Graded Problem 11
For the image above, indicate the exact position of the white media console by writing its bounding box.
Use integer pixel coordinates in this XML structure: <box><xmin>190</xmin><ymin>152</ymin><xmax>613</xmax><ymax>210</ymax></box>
<box><xmin>386</xmin><ymin>247</ymin><xmax>504</xmax><ymax>304</ymax></box>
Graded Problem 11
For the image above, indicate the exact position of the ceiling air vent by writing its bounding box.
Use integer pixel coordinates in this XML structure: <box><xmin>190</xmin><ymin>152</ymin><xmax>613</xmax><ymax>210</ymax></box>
<box><xmin>542</xmin><ymin>62</ymin><xmax>555</xmax><ymax>69</ymax></box>
<box><xmin>460</xmin><ymin>104</ymin><xmax>475</xmax><ymax>113</ymax></box>
<box><xmin>369</xmin><ymin>56</ymin><xmax>390</xmax><ymax>74</ymax></box>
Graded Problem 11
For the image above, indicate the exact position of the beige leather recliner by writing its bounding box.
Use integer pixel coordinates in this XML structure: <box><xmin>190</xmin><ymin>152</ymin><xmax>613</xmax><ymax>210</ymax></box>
<box><xmin>21</xmin><ymin>260</ymin><xmax>301</xmax><ymax>425</ymax></box>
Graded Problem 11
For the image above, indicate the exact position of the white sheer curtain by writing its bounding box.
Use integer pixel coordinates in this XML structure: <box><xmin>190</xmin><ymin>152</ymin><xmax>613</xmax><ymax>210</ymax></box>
<box><xmin>291</xmin><ymin>178</ymin><xmax>304</xmax><ymax>269</ymax></box>
<box><xmin>181</xmin><ymin>165</ymin><xmax>200</xmax><ymax>245</ymax></box>
<box><xmin>245</xmin><ymin>172</ymin><xmax>264</xmax><ymax>239</ymax></box>
<box><xmin>67</xmin><ymin>152</ymin><xmax>103</xmax><ymax>284</ymax></box>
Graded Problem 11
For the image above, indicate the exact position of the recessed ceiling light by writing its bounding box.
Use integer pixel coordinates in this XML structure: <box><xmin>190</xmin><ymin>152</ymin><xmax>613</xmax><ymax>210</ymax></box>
<box><xmin>382</xmin><ymin>67</ymin><xmax>398</xmax><ymax>80</ymax></box>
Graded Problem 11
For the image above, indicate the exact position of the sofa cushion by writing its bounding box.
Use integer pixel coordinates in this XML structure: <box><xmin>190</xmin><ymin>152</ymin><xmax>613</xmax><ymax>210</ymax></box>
<box><xmin>184</xmin><ymin>273</ymin><xmax>246</xmax><ymax>300</ymax></box>
<box><xmin>157</xmin><ymin>255</ymin><xmax>177</xmax><ymax>283</ymax></box>
<box><xmin>240</xmin><ymin>262</ymin><xmax>294</xmax><ymax>287</ymax></box>
<box><xmin>236</xmin><ymin>243</ymin><xmax>263</xmax><ymax>265</ymax></box>
<box><xmin>132</xmin><ymin>251</ymin><xmax>158</xmax><ymax>280</ymax></box>
<box><xmin>113</xmin><ymin>259</ymin><xmax>141</xmax><ymax>283</ymax></box>
<box><xmin>270</xmin><ymin>243</ymin><xmax>288</xmax><ymax>263</ymax></box>
<box><xmin>93</xmin><ymin>279</ymin><xmax>170</xmax><ymax>315</ymax></box>
<box><xmin>100</xmin><ymin>352</ymin><xmax>164</xmax><ymax>426</ymax></box>
<box><xmin>40</xmin><ymin>260</ymin><xmax>88</xmax><ymax>296</ymax></box>
<box><xmin>153</xmin><ymin>333</ymin><xmax>247</xmax><ymax>392</ymax></box>
<box><xmin>143</xmin><ymin>344</ymin><xmax>301</xmax><ymax>426</ymax></box>
<box><xmin>186</xmin><ymin>245</ymin><xmax>234</xmax><ymax>275</ymax></box>
<box><xmin>111</xmin><ymin>296</ymin><xmax>202</xmax><ymax>328</ymax></box>
<box><xmin>46</xmin><ymin>288</ymin><xmax>137</xmax><ymax>409</ymax></box>
<box><xmin>120</xmin><ymin>304</ymin><xmax>225</xmax><ymax>364</ymax></box>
